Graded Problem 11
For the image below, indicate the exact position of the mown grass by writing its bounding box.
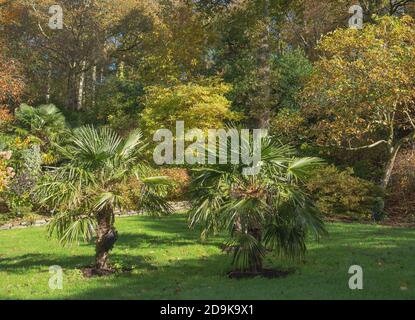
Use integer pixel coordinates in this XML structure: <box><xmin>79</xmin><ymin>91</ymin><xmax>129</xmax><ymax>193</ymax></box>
<box><xmin>0</xmin><ymin>213</ymin><xmax>414</xmax><ymax>300</ymax></box>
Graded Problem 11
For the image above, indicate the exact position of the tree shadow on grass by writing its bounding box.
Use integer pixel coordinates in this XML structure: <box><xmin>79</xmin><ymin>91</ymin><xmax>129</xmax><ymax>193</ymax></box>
<box><xmin>0</xmin><ymin>214</ymin><xmax>223</xmax><ymax>277</ymax></box>
<box><xmin>0</xmin><ymin>252</ymin><xmax>155</xmax><ymax>275</ymax></box>
<box><xmin>67</xmin><ymin>225</ymin><xmax>415</xmax><ymax>300</ymax></box>
<box><xmin>326</xmin><ymin>223</ymin><xmax>415</xmax><ymax>238</ymax></box>
<box><xmin>119</xmin><ymin>214</ymin><xmax>216</xmax><ymax>240</ymax></box>
<box><xmin>115</xmin><ymin>233</ymin><xmax>202</xmax><ymax>250</ymax></box>
<box><xmin>68</xmin><ymin>253</ymin><xmax>232</xmax><ymax>300</ymax></box>
<box><xmin>115</xmin><ymin>214</ymin><xmax>224</xmax><ymax>249</ymax></box>
<box><xmin>0</xmin><ymin>254</ymin><xmax>90</xmax><ymax>274</ymax></box>
<box><xmin>65</xmin><ymin>244</ymin><xmax>415</xmax><ymax>300</ymax></box>
<box><xmin>2</xmin><ymin>216</ymin><xmax>414</xmax><ymax>299</ymax></box>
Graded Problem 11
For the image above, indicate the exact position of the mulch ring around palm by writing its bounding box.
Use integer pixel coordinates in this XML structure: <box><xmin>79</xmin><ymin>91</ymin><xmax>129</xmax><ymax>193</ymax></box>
<box><xmin>228</xmin><ymin>268</ymin><xmax>294</xmax><ymax>279</ymax></box>
<box><xmin>81</xmin><ymin>266</ymin><xmax>133</xmax><ymax>278</ymax></box>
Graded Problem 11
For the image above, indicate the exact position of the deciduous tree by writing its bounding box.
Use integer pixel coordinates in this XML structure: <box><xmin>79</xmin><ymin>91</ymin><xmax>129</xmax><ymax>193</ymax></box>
<box><xmin>301</xmin><ymin>15</ymin><xmax>415</xmax><ymax>189</ymax></box>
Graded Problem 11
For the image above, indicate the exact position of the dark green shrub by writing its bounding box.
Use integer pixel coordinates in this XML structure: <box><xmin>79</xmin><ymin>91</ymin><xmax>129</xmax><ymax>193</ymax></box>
<box><xmin>88</xmin><ymin>77</ymin><xmax>144</xmax><ymax>134</ymax></box>
<box><xmin>306</xmin><ymin>165</ymin><xmax>384</xmax><ymax>221</ymax></box>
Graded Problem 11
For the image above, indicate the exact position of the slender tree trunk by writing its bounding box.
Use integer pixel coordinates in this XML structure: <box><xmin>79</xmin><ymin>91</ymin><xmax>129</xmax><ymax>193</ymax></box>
<box><xmin>92</xmin><ymin>65</ymin><xmax>97</xmax><ymax>107</ymax></box>
<box><xmin>95</xmin><ymin>207</ymin><xmax>117</xmax><ymax>270</ymax></box>
<box><xmin>100</xmin><ymin>67</ymin><xmax>104</xmax><ymax>83</ymax></box>
<box><xmin>381</xmin><ymin>144</ymin><xmax>401</xmax><ymax>190</ymax></box>
<box><xmin>67</xmin><ymin>67</ymin><xmax>78</xmax><ymax>110</ymax></box>
<box><xmin>77</xmin><ymin>61</ymin><xmax>86</xmax><ymax>111</ymax></box>
<box><xmin>46</xmin><ymin>61</ymin><xmax>52</xmax><ymax>103</ymax></box>
<box><xmin>254</xmin><ymin>0</ymin><xmax>272</xmax><ymax>129</ymax></box>
<box><xmin>117</xmin><ymin>60</ymin><xmax>125</xmax><ymax>80</ymax></box>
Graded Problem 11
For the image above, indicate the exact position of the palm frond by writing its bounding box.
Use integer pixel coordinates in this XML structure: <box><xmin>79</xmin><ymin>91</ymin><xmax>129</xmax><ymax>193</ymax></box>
<box><xmin>287</xmin><ymin>157</ymin><xmax>325</xmax><ymax>182</ymax></box>
<box><xmin>119</xmin><ymin>129</ymin><xmax>144</xmax><ymax>158</ymax></box>
<box><xmin>188</xmin><ymin>130</ymin><xmax>327</xmax><ymax>271</ymax></box>
<box><xmin>263</xmin><ymin>222</ymin><xmax>307</xmax><ymax>261</ymax></box>
<box><xmin>137</xmin><ymin>185</ymin><xmax>173</xmax><ymax>216</ymax></box>
<box><xmin>228</xmin><ymin>232</ymin><xmax>266</xmax><ymax>272</ymax></box>
<box><xmin>94</xmin><ymin>192</ymin><xmax>124</xmax><ymax>213</ymax></box>
<box><xmin>47</xmin><ymin>211</ymin><xmax>96</xmax><ymax>247</ymax></box>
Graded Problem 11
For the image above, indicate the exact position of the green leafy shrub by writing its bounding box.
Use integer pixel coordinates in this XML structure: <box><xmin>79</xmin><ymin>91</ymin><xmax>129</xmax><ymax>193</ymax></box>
<box><xmin>271</xmin><ymin>108</ymin><xmax>306</xmax><ymax>145</ymax></box>
<box><xmin>0</xmin><ymin>150</ymin><xmax>14</xmax><ymax>193</ymax></box>
<box><xmin>6</xmin><ymin>145</ymin><xmax>42</xmax><ymax>216</ymax></box>
<box><xmin>140</xmin><ymin>79</ymin><xmax>242</xmax><ymax>135</ymax></box>
<box><xmin>306</xmin><ymin>165</ymin><xmax>384</xmax><ymax>221</ymax></box>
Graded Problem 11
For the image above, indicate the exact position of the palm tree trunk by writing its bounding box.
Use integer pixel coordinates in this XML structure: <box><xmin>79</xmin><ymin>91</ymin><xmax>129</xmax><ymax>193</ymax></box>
<box><xmin>249</xmin><ymin>227</ymin><xmax>263</xmax><ymax>272</ymax></box>
<box><xmin>95</xmin><ymin>207</ymin><xmax>117</xmax><ymax>270</ymax></box>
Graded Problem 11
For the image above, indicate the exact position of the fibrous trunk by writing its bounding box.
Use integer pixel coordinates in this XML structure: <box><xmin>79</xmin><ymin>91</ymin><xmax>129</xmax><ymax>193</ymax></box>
<box><xmin>248</xmin><ymin>227</ymin><xmax>263</xmax><ymax>272</ymax></box>
<box><xmin>95</xmin><ymin>207</ymin><xmax>117</xmax><ymax>270</ymax></box>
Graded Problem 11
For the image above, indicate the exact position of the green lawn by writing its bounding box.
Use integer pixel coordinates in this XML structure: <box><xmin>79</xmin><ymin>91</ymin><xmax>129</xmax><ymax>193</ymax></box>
<box><xmin>0</xmin><ymin>213</ymin><xmax>414</xmax><ymax>300</ymax></box>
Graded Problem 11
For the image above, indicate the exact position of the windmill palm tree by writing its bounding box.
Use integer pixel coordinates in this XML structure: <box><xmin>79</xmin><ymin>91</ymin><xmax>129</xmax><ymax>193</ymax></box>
<box><xmin>15</xmin><ymin>104</ymin><xmax>67</xmax><ymax>142</ymax></box>
<box><xmin>36</xmin><ymin>125</ymin><xmax>172</xmax><ymax>272</ymax></box>
<box><xmin>189</xmin><ymin>135</ymin><xmax>327</xmax><ymax>273</ymax></box>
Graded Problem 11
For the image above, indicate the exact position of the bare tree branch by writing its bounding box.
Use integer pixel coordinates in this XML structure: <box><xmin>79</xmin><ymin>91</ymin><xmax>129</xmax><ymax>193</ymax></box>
<box><xmin>344</xmin><ymin>140</ymin><xmax>389</xmax><ymax>151</ymax></box>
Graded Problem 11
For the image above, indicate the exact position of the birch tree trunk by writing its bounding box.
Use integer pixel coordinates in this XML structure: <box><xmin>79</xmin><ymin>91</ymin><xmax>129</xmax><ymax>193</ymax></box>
<box><xmin>46</xmin><ymin>61</ymin><xmax>52</xmax><ymax>103</ymax></box>
<box><xmin>381</xmin><ymin>143</ymin><xmax>402</xmax><ymax>190</ymax></box>
<box><xmin>77</xmin><ymin>61</ymin><xmax>86</xmax><ymax>111</ymax></box>
<box><xmin>118</xmin><ymin>60</ymin><xmax>125</xmax><ymax>79</ymax></box>
<box><xmin>100</xmin><ymin>67</ymin><xmax>104</xmax><ymax>83</ymax></box>
<box><xmin>92</xmin><ymin>65</ymin><xmax>97</xmax><ymax>107</ymax></box>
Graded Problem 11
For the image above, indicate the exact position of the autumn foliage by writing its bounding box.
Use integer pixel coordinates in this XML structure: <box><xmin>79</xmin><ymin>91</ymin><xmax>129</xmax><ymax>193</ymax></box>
<box><xmin>0</xmin><ymin>50</ymin><xmax>24</xmax><ymax>111</ymax></box>
<box><xmin>301</xmin><ymin>15</ymin><xmax>415</xmax><ymax>189</ymax></box>
<box><xmin>0</xmin><ymin>151</ymin><xmax>14</xmax><ymax>192</ymax></box>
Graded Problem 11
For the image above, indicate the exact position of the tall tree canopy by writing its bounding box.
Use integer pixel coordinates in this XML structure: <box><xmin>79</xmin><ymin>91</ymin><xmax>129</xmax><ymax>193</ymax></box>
<box><xmin>301</xmin><ymin>15</ymin><xmax>415</xmax><ymax>189</ymax></box>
